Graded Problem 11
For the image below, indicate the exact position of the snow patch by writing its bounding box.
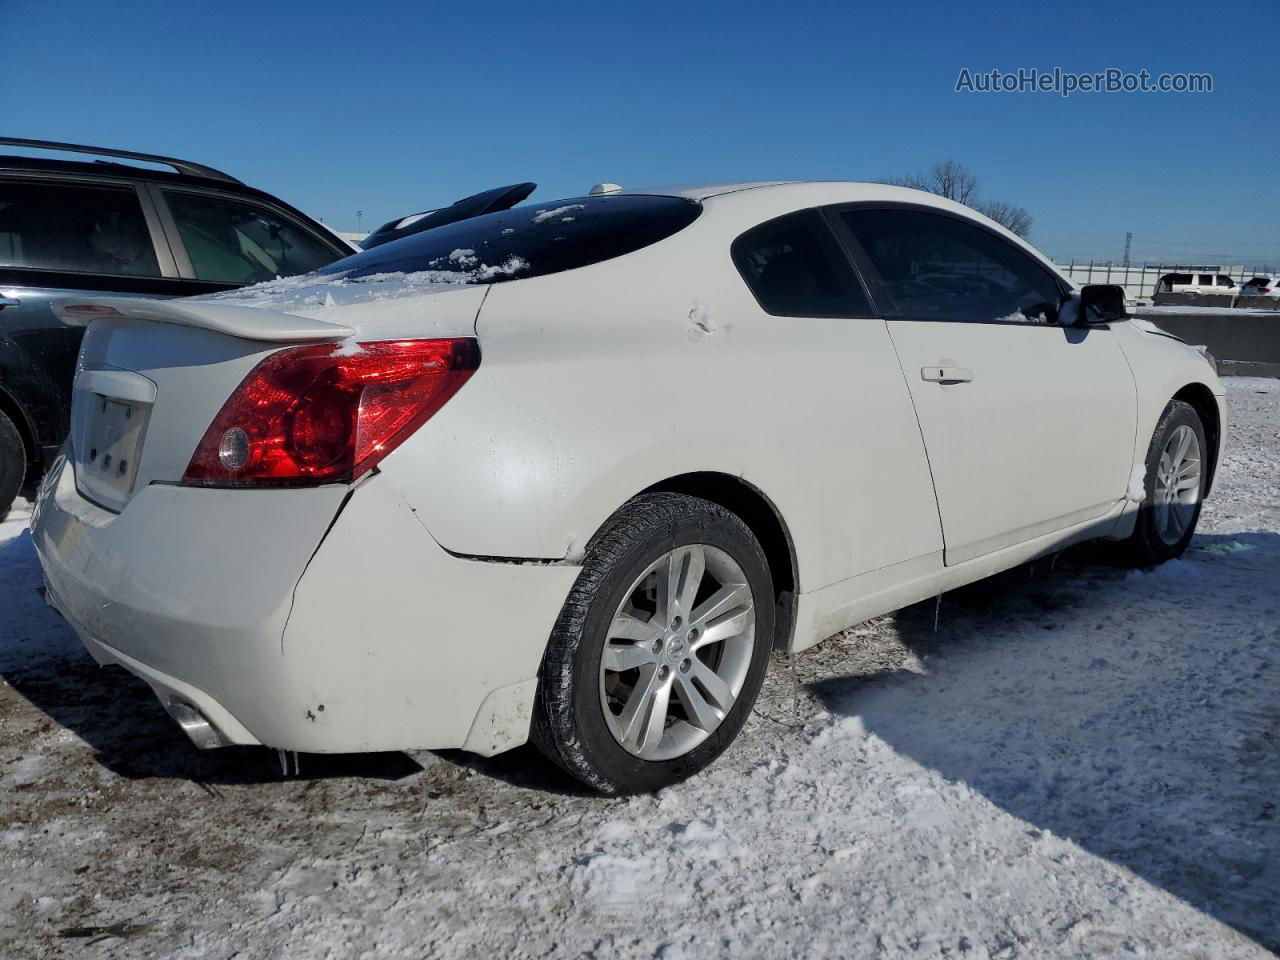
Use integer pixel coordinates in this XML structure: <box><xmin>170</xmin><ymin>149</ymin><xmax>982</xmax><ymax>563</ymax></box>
<box><xmin>10</xmin><ymin>755</ymin><xmax>46</xmax><ymax>786</ymax></box>
<box><xmin>1196</xmin><ymin>540</ymin><xmax>1257</xmax><ymax>556</ymax></box>
<box><xmin>994</xmin><ymin>309</ymin><xmax>1052</xmax><ymax>325</ymax></box>
<box><xmin>1125</xmin><ymin>464</ymin><xmax>1147</xmax><ymax>503</ymax></box>
<box><xmin>331</xmin><ymin>338</ymin><xmax>365</xmax><ymax>357</ymax></box>
<box><xmin>202</xmin><ymin>256</ymin><xmax>529</xmax><ymax>313</ymax></box>
<box><xmin>568</xmin><ymin>853</ymin><xmax>662</xmax><ymax>912</ymax></box>
<box><xmin>1124</xmin><ymin>557</ymin><xmax>1205</xmax><ymax>582</ymax></box>
<box><xmin>531</xmin><ymin>204</ymin><xmax>585</xmax><ymax>224</ymax></box>
<box><xmin>2</xmin><ymin>381</ymin><xmax>1279</xmax><ymax>958</ymax></box>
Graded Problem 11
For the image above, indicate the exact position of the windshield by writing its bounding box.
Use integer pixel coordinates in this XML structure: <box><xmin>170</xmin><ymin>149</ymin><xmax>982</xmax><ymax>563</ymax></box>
<box><xmin>318</xmin><ymin>194</ymin><xmax>701</xmax><ymax>284</ymax></box>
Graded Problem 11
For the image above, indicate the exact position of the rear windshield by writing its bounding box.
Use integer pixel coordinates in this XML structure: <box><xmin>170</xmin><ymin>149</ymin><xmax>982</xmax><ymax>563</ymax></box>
<box><xmin>319</xmin><ymin>194</ymin><xmax>701</xmax><ymax>284</ymax></box>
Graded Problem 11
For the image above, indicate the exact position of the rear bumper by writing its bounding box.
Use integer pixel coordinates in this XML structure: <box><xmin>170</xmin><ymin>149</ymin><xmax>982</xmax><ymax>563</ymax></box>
<box><xmin>32</xmin><ymin>456</ymin><xmax>579</xmax><ymax>755</ymax></box>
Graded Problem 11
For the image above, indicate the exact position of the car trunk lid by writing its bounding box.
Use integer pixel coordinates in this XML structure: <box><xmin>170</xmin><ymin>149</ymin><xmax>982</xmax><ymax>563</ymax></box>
<box><xmin>55</xmin><ymin>284</ymin><xmax>486</xmax><ymax>512</ymax></box>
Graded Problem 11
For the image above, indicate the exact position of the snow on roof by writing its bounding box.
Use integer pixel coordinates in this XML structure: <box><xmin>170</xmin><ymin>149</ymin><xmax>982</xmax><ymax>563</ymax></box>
<box><xmin>610</xmin><ymin>180</ymin><xmax>973</xmax><ymax>210</ymax></box>
<box><xmin>612</xmin><ymin>181</ymin><xmax>791</xmax><ymax>200</ymax></box>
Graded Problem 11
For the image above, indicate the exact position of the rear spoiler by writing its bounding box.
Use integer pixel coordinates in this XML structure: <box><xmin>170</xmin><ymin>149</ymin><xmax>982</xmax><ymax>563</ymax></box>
<box><xmin>362</xmin><ymin>181</ymin><xmax>537</xmax><ymax>250</ymax></box>
<box><xmin>53</xmin><ymin>297</ymin><xmax>354</xmax><ymax>343</ymax></box>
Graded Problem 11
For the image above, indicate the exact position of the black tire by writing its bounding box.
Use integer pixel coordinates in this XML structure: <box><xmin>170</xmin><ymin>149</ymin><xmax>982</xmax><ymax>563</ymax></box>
<box><xmin>1113</xmin><ymin>400</ymin><xmax>1207</xmax><ymax>567</ymax></box>
<box><xmin>532</xmin><ymin>492</ymin><xmax>775</xmax><ymax>795</ymax></box>
<box><xmin>0</xmin><ymin>411</ymin><xmax>25</xmax><ymax>520</ymax></box>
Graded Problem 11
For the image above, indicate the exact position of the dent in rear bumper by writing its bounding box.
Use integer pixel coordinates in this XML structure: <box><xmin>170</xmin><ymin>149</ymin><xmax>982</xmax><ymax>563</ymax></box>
<box><xmin>279</xmin><ymin>473</ymin><xmax>580</xmax><ymax>753</ymax></box>
<box><xmin>33</xmin><ymin>458</ymin><xmax>580</xmax><ymax>755</ymax></box>
<box><xmin>32</xmin><ymin>457</ymin><xmax>348</xmax><ymax>748</ymax></box>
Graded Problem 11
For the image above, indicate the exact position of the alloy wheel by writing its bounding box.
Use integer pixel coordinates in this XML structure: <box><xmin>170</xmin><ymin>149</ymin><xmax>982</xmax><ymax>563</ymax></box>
<box><xmin>598</xmin><ymin>544</ymin><xmax>756</xmax><ymax>761</ymax></box>
<box><xmin>1153</xmin><ymin>423</ymin><xmax>1202</xmax><ymax>545</ymax></box>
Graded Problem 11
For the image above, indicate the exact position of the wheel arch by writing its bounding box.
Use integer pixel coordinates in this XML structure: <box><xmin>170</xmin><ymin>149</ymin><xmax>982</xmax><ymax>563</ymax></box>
<box><xmin>639</xmin><ymin>471</ymin><xmax>798</xmax><ymax>651</ymax></box>
<box><xmin>0</xmin><ymin>382</ymin><xmax>38</xmax><ymax>477</ymax></box>
<box><xmin>1172</xmin><ymin>382</ymin><xmax>1220</xmax><ymax>495</ymax></box>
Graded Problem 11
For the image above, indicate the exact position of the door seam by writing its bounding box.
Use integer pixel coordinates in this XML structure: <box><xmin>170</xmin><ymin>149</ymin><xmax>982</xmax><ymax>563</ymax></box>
<box><xmin>882</xmin><ymin>318</ymin><xmax>947</xmax><ymax>559</ymax></box>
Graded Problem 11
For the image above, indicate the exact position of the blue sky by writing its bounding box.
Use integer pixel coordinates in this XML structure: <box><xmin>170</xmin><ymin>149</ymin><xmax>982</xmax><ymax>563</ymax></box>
<box><xmin>3</xmin><ymin>0</ymin><xmax>1276</xmax><ymax>265</ymax></box>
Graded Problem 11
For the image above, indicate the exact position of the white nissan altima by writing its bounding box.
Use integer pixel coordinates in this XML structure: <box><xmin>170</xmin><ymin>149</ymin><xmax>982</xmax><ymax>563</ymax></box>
<box><xmin>32</xmin><ymin>182</ymin><xmax>1224</xmax><ymax>794</ymax></box>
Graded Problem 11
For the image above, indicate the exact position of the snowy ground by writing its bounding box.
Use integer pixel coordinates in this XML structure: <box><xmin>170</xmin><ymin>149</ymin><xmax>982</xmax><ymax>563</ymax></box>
<box><xmin>2</xmin><ymin>379</ymin><xmax>1277</xmax><ymax>959</ymax></box>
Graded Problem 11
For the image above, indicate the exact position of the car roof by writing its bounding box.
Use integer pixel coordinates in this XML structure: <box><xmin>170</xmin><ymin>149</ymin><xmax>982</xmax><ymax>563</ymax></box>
<box><xmin>612</xmin><ymin>181</ymin><xmax>791</xmax><ymax>200</ymax></box>
<box><xmin>628</xmin><ymin>180</ymin><xmax>1060</xmax><ymax>278</ymax></box>
<box><xmin>0</xmin><ymin>153</ymin><xmax>247</xmax><ymax>191</ymax></box>
<box><xmin>614</xmin><ymin>180</ymin><xmax>990</xmax><ymax>213</ymax></box>
<box><xmin>0</xmin><ymin>151</ymin><xmax>340</xmax><ymax>241</ymax></box>
<box><xmin>614</xmin><ymin>179</ymin><xmax>1019</xmax><ymax>228</ymax></box>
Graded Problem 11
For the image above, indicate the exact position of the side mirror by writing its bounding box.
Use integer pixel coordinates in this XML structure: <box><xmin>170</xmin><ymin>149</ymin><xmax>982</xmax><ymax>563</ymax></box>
<box><xmin>1078</xmin><ymin>284</ymin><xmax>1128</xmax><ymax>324</ymax></box>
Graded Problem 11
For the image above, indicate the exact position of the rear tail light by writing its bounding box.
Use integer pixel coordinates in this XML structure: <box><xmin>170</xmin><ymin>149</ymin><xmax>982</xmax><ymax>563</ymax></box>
<box><xmin>182</xmin><ymin>338</ymin><xmax>479</xmax><ymax>487</ymax></box>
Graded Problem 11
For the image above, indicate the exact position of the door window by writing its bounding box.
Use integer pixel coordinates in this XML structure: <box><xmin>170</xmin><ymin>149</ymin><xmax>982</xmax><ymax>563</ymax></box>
<box><xmin>731</xmin><ymin>209</ymin><xmax>873</xmax><ymax>317</ymax></box>
<box><xmin>164</xmin><ymin>191</ymin><xmax>339</xmax><ymax>285</ymax></box>
<box><xmin>0</xmin><ymin>179</ymin><xmax>160</xmax><ymax>276</ymax></box>
<box><xmin>840</xmin><ymin>208</ymin><xmax>1062</xmax><ymax>324</ymax></box>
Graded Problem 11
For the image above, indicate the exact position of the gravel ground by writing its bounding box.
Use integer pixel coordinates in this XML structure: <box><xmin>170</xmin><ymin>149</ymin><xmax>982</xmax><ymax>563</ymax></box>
<box><xmin>1</xmin><ymin>379</ymin><xmax>1277</xmax><ymax>959</ymax></box>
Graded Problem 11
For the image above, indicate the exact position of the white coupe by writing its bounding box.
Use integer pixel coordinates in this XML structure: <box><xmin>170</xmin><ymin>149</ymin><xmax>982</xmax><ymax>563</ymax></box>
<box><xmin>32</xmin><ymin>182</ymin><xmax>1224</xmax><ymax>793</ymax></box>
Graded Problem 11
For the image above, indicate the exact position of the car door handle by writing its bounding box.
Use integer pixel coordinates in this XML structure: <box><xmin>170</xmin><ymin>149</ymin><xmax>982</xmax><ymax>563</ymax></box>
<box><xmin>921</xmin><ymin>366</ymin><xmax>973</xmax><ymax>384</ymax></box>
<box><xmin>0</xmin><ymin>296</ymin><xmax>20</xmax><ymax>309</ymax></box>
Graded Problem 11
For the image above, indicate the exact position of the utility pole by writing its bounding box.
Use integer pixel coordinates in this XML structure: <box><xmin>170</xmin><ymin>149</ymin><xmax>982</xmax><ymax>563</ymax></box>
<box><xmin>356</xmin><ymin>210</ymin><xmax>365</xmax><ymax>234</ymax></box>
<box><xmin>1122</xmin><ymin>232</ymin><xmax>1132</xmax><ymax>267</ymax></box>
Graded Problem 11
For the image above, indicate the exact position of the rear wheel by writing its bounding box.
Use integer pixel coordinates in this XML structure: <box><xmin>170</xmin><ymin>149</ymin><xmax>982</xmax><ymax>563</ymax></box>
<box><xmin>532</xmin><ymin>493</ymin><xmax>774</xmax><ymax>794</ymax></box>
<box><xmin>1114</xmin><ymin>400</ymin><xmax>1206</xmax><ymax>566</ymax></box>
<box><xmin>0</xmin><ymin>411</ymin><xmax>25</xmax><ymax>519</ymax></box>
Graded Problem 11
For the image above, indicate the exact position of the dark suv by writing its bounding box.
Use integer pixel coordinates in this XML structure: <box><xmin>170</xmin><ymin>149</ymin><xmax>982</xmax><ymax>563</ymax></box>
<box><xmin>0</xmin><ymin>138</ymin><xmax>354</xmax><ymax>515</ymax></box>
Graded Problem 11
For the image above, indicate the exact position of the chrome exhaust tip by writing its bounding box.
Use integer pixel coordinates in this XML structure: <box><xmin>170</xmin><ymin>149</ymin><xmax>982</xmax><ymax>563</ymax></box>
<box><xmin>164</xmin><ymin>699</ymin><xmax>230</xmax><ymax>750</ymax></box>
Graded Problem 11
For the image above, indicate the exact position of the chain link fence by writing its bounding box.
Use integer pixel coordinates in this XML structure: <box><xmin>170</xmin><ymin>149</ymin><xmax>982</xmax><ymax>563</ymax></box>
<box><xmin>1054</xmin><ymin>261</ymin><xmax>1278</xmax><ymax>300</ymax></box>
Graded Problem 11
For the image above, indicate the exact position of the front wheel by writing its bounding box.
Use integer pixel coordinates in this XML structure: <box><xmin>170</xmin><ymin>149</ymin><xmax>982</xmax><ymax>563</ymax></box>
<box><xmin>532</xmin><ymin>493</ymin><xmax>774</xmax><ymax>794</ymax></box>
<box><xmin>1114</xmin><ymin>399</ymin><xmax>1207</xmax><ymax>566</ymax></box>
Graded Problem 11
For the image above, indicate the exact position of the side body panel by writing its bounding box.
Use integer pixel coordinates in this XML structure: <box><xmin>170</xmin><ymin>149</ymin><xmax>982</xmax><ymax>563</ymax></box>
<box><xmin>378</xmin><ymin>193</ymin><xmax>944</xmax><ymax>597</ymax></box>
<box><xmin>885</xmin><ymin>321</ymin><xmax>1137</xmax><ymax>564</ymax></box>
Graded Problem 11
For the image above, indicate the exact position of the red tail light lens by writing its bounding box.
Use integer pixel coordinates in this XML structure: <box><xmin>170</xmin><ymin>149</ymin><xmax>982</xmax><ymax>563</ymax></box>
<box><xmin>182</xmin><ymin>338</ymin><xmax>479</xmax><ymax>487</ymax></box>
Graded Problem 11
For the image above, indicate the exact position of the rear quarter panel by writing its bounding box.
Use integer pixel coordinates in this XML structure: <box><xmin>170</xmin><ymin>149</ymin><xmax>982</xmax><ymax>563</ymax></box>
<box><xmin>377</xmin><ymin>196</ymin><xmax>943</xmax><ymax>594</ymax></box>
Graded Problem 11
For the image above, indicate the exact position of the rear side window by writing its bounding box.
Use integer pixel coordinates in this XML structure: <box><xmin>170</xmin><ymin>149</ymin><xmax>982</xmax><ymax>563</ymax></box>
<box><xmin>731</xmin><ymin>210</ymin><xmax>873</xmax><ymax>317</ymax></box>
<box><xmin>165</xmin><ymin>191</ymin><xmax>340</xmax><ymax>285</ymax></box>
<box><xmin>322</xmin><ymin>194</ymin><xmax>702</xmax><ymax>283</ymax></box>
<box><xmin>0</xmin><ymin>179</ymin><xmax>160</xmax><ymax>276</ymax></box>
<box><xmin>1198</xmin><ymin>274</ymin><xmax>1215</xmax><ymax>285</ymax></box>
<box><xmin>841</xmin><ymin>208</ymin><xmax>1062</xmax><ymax>324</ymax></box>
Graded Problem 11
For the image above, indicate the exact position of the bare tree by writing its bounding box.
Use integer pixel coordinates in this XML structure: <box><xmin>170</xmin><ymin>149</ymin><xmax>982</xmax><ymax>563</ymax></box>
<box><xmin>884</xmin><ymin>160</ymin><xmax>979</xmax><ymax>204</ymax></box>
<box><xmin>883</xmin><ymin>172</ymin><xmax>930</xmax><ymax>192</ymax></box>
<box><xmin>928</xmin><ymin>160</ymin><xmax>979</xmax><ymax>205</ymax></box>
<box><xmin>881</xmin><ymin>159</ymin><xmax>1031</xmax><ymax>237</ymax></box>
<box><xmin>974</xmin><ymin>200</ymin><xmax>1032</xmax><ymax>238</ymax></box>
